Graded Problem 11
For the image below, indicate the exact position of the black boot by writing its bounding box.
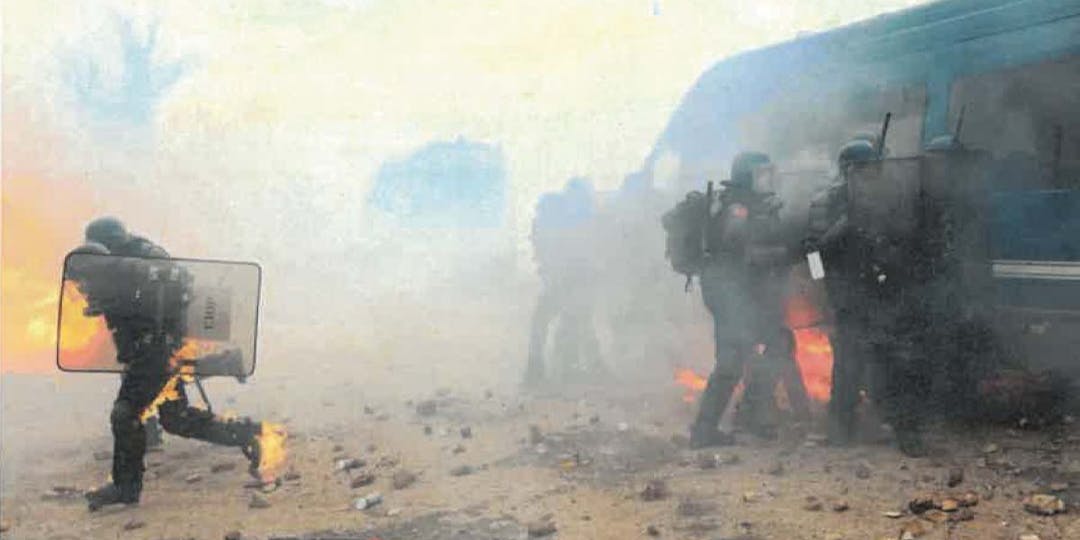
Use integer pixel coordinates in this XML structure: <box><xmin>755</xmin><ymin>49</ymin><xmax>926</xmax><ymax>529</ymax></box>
<box><xmin>689</xmin><ymin>422</ymin><xmax>735</xmax><ymax>449</ymax></box>
<box><xmin>86</xmin><ymin>481</ymin><xmax>141</xmax><ymax>511</ymax></box>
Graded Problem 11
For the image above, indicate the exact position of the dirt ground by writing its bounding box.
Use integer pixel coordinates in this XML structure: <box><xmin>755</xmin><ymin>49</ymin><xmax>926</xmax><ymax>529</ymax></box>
<box><xmin>2</xmin><ymin>369</ymin><xmax>1079</xmax><ymax>540</ymax></box>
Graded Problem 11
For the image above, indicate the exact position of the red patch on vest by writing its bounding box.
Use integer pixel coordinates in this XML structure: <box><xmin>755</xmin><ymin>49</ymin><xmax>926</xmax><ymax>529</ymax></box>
<box><xmin>731</xmin><ymin>204</ymin><xmax>749</xmax><ymax>219</ymax></box>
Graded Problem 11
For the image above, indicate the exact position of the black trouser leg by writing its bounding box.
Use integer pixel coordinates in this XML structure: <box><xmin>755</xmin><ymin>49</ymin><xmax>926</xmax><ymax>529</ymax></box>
<box><xmin>827</xmin><ymin>318</ymin><xmax>864</xmax><ymax>445</ymax></box>
<box><xmin>694</xmin><ymin>315</ymin><xmax>746</xmax><ymax>431</ymax></box>
<box><xmin>110</xmin><ymin>369</ymin><xmax>170</xmax><ymax>492</ymax></box>
<box><xmin>157</xmin><ymin>384</ymin><xmax>259</xmax><ymax>447</ymax></box>
<box><xmin>526</xmin><ymin>286</ymin><xmax>559</xmax><ymax>381</ymax></box>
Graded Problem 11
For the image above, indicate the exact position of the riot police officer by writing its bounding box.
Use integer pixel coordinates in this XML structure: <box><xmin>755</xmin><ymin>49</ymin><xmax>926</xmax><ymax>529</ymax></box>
<box><xmin>806</xmin><ymin>139</ymin><xmax>876</xmax><ymax>446</ymax></box>
<box><xmin>690</xmin><ymin>152</ymin><xmax>800</xmax><ymax>448</ymax></box>
<box><xmin>806</xmin><ymin>142</ymin><xmax>931</xmax><ymax>456</ymax></box>
<box><xmin>76</xmin><ymin>217</ymin><xmax>268</xmax><ymax>511</ymax></box>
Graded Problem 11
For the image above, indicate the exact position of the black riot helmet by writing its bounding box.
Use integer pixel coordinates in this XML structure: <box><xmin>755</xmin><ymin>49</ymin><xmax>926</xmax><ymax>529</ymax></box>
<box><xmin>728</xmin><ymin>151</ymin><xmax>771</xmax><ymax>189</ymax></box>
<box><xmin>65</xmin><ymin>241</ymin><xmax>110</xmax><ymax>284</ymax></box>
<box><xmin>85</xmin><ymin>217</ymin><xmax>130</xmax><ymax>252</ymax></box>
<box><xmin>837</xmin><ymin>139</ymin><xmax>877</xmax><ymax>171</ymax></box>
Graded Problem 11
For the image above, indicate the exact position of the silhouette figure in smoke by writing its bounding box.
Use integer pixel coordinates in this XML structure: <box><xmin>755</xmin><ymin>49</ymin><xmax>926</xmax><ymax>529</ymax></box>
<box><xmin>524</xmin><ymin>178</ymin><xmax>607</xmax><ymax>385</ymax></box>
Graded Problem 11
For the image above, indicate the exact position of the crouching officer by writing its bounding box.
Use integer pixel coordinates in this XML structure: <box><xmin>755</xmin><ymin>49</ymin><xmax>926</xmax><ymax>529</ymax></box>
<box><xmin>73</xmin><ymin>218</ymin><xmax>268</xmax><ymax>511</ymax></box>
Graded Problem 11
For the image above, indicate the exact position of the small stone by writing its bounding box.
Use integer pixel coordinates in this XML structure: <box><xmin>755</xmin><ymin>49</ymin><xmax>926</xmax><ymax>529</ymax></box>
<box><xmin>640</xmin><ymin>479</ymin><xmax>668</xmax><ymax>501</ymax></box>
<box><xmin>696</xmin><ymin>452</ymin><xmax>719</xmax><ymax>470</ymax></box>
<box><xmin>947</xmin><ymin>467</ymin><xmax>964</xmax><ymax>487</ymax></box>
<box><xmin>1049</xmin><ymin>482</ymin><xmax>1069</xmax><ymax>492</ymax></box>
<box><xmin>452</xmin><ymin>444</ymin><xmax>466</xmax><ymax>454</ymax></box>
<box><xmin>742</xmin><ymin>491</ymin><xmax>760</xmax><ymax>503</ymax></box>
<box><xmin>719</xmin><ymin>453</ymin><xmax>741</xmax><ymax>466</ymax></box>
<box><xmin>949</xmin><ymin>508</ymin><xmax>975</xmax><ymax>522</ymax></box>
<box><xmin>899</xmin><ymin>519</ymin><xmax>928</xmax><ymax>539</ymax></box>
<box><xmin>676</xmin><ymin>499</ymin><xmax>716</xmax><ymax>517</ymax></box>
<box><xmin>1019</xmin><ymin>535</ymin><xmax>1041</xmax><ymax>540</ymax></box>
<box><xmin>375</xmin><ymin>413</ymin><xmax>390</xmax><ymax>421</ymax></box>
<box><xmin>589</xmin><ymin>415</ymin><xmax>600</xmax><ymax>424</ymax></box>
<box><xmin>211</xmin><ymin>462</ymin><xmax>237</xmax><ymax>474</ymax></box>
<box><xmin>923</xmin><ymin>509</ymin><xmax>949</xmax><ymax>524</ymax></box>
<box><xmin>527</xmin><ymin>519</ymin><xmax>557</xmax><ymax>537</ymax></box>
<box><xmin>336</xmin><ymin>458</ymin><xmax>366</xmax><ymax>472</ymax></box>
<box><xmin>423</xmin><ymin>425</ymin><xmax>433</xmax><ymax>436</ymax></box>
<box><xmin>832</xmin><ymin>500</ymin><xmax>849</xmax><ymax>512</ymax></box>
<box><xmin>982</xmin><ymin>443</ymin><xmax>1000</xmax><ymax>454</ymax></box>
<box><xmin>185</xmin><ymin>473</ymin><xmax>202</xmax><ymax>484</ymax></box>
<box><xmin>122</xmin><ymin>519</ymin><xmax>146</xmax><ymax>531</ymax></box>
<box><xmin>529</xmin><ymin>425</ymin><xmax>544</xmax><ymax>445</ymax></box>
<box><xmin>416</xmin><ymin>400</ymin><xmax>438</xmax><ymax>416</ymax></box>
<box><xmin>392</xmin><ymin>470</ymin><xmax>418</xmax><ymax>490</ymax></box>
<box><xmin>803</xmin><ymin>497</ymin><xmax>823</xmax><ymax>512</ymax></box>
<box><xmin>854</xmin><ymin>461</ymin><xmax>872</xmax><ymax>479</ymax></box>
<box><xmin>767</xmin><ymin>460</ymin><xmax>785</xmax><ymax>476</ymax></box>
<box><xmin>450</xmin><ymin>465</ymin><xmax>474</xmax><ymax>477</ymax></box>
<box><xmin>283</xmin><ymin>469</ymin><xmax>301</xmax><ymax>482</ymax></box>
<box><xmin>387</xmin><ymin>507</ymin><xmax>402</xmax><ymax>517</ymax></box>
<box><xmin>908</xmin><ymin>493</ymin><xmax>936</xmax><ymax>514</ymax></box>
<box><xmin>460</xmin><ymin>427</ymin><xmax>473</xmax><ymax>439</ymax></box>
<box><xmin>1023</xmin><ymin>494</ymin><xmax>1065</xmax><ymax>516</ymax></box>
<box><xmin>224</xmin><ymin>531</ymin><xmax>243</xmax><ymax>540</ymax></box>
<box><xmin>363</xmin><ymin>406</ymin><xmax>375</xmax><ymax>415</ymax></box>
<box><xmin>940</xmin><ymin>498</ymin><xmax>959</xmax><ymax>512</ymax></box>
<box><xmin>248</xmin><ymin>494</ymin><xmax>271</xmax><ymax>509</ymax></box>
<box><xmin>958</xmin><ymin>491</ymin><xmax>979</xmax><ymax>507</ymax></box>
<box><xmin>645</xmin><ymin>524</ymin><xmax>660</xmax><ymax>536</ymax></box>
<box><xmin>332</xmin><ymin>444</ymin><xmax>344</xmax><ymax>452</ymax></box>
<box><xmin>350</xmin><ymin>472</ymin><xmax>375</xmax><ymax>488</ymax></box>
<box><xmin>93</xmin><ymin>450</ymin><xmax>111</xmax><ymax>461</ymax></box>
<box><xmin>883</xmin><ymin>510</ymin><xmax>904</xmax><ymax>518</ymax></box>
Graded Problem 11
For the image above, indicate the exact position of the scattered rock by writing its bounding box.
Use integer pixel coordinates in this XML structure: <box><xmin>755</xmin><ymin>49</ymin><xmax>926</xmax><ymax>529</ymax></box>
<box><xmin>1019</xmin><ymin>534</ymin><xmax>1041</xmax><ymax>540</ymax></box>
<box><xmin>460</xmin><ymin>427</ymin><xmax>473</xmax><ymax>439</ymax></box>
<box><xmin>93</xmin><ymin>450</ymin><xmax>111</xmax><ymax>461</ymax></box>
<box><xmin>335</xmin><ymin>458</ymin><xmax>366</xmax><ymax>472</ymax></box>
<box><xmin>958</xmin><ymin>491</ymin><xmax>979</xmax><ymax>507</ymax></box>
<box><xmin>185</xmin><ymin>473</ymin><xmax>202</xmax><ymax>484</ymax></box>
<box><xmin>450</xmin><ymin>465</ymin><xmax>474</xmax><ymax>477</ymax></box>
<box><xmin>940</xmin><ymin>498</ymin><xmax>959</xmax><ymax>512</ymax></box>
<box><xmin>899</xmin><ymin>519</ymin><xmax>928</xmax><ymax>539</ymax></box>
<box><xmin>676</xmin><ymin>499</ymin><xmax>716</xmax><ymax>517</ymax></box>
<box><xmin>392</xmin><ymin>470</ymin><xmax>418</xmax><ymax>490</ymax></box>
<box><xmin>283</xmin><ymin>469</ymin><xmax>301</xmax><ymax>482</ymax></box>
<box><xmin>883</xmin><ymin>510</ymin><xmax>904</xmax><ymax>519</ymax></box>
<box><xmin>423</xmin><ymin>426</ymin><xmax>433</xmax><ymax>436</ymax></box>
<box><xmin>742</xmin><ymin>491</ymin><xmax>760</xmax><ymax>503</ymax></box>
<box><xmin>452</xmin><ymin>444</ymin><xmax>466</xmax><ymax>454</ymax></box>
<box><xmin>375</xmin><ymin>413</ymin><xmax>390</xmax><ymax>421</ymax></box>
<box><xmin>949</xmin><ymin>508</ymin><xmax>975</xmax><ymax>522</ymax></box>
<box><xmin>224</xmin><ymin>531</ymin><xmax>243</xmax><ymax>540</ymax></box>
<box><xmin>122</xmin><ymin>519</ymin><xmax>146</xmax><ymax>531</ymax></box>
<box><xmin>922</xmin><ymin>509</ymin><xmax>949</xmax><ymax>524</ymax></box>
<box><xmin>211</xmin><ymin>462</ymin><xmax>237</xmax><ymax>474</ymax></box>
<box><xmin>766</xmin><ymin>460</ymin><xmax>785</xmax><ymax>476</ymax></box>
<box><xmin>670</xmin><ymin>434</ymin><xmax>689</xmax><ymax>448</ymax></box>
<box><xmin>589</xmin><ymin>415</ymin><xmax>600</xmax><ymax>425</ymax></box>
<box><xmin>1023</xmin><ymin>494</ymin><xmax>1065</xmax><ymax>516</ymax></box>
<box><xmin>332</xmin><ymin>444</ymin><xmax>344</xmax><ymax>452</ymax></box>
<box><xmin>803</xmin><ymin>497</ymin><xmax>823</xmax><ymax>512</ymax></box>
<box><xmin>908</xmin><ymin>494</ymin><xmax>936</xmax><ymax>514</ymax></box>
<box><xmin>41</xmin><ymin>486</ymin><xmax>82</xmax><ymax>501</ymax></box>
<box><xmin>640</xmin><ymin>479</ymin><xmax>668</xmax><ymax>502</ymax></box>
<box><xmin>529</xmin><ymin>425</ymin><xmax>544</xmax><ymax>445</ymax></box>
<box><xmin>854</xmin><ymin>461</ymin><xmax>873</xmax><ymax>479</ymax></box>
<box><xmin>527</xmin><ymin>519</ymin><xmax>557</xmax><ymax>537</ymax></box>
<box><xmin>416</xmin><ymin>400</ymin><xmax>438</xmax><ymax>417</ymax></box>
<box><xmin>350</xmin><ymin>472</ymin><xmax>375</xmax><ymax>488</ymax></box>
<box><xmin>353</xmin><ymin>492</ymin><xmax>383</xmax><ymax>510</ymax></box>
<box><xmin>248</xmin><ymin>494</ymin><xmax>271</xmax><ymax>509</ymax></box>
<box><xmin>982</xmin><ymin>443</ymin><xmax>1000</xmax><ymax>454</ymax></box>
<box><xmin>1049</xmin><ymin>482</ymin><xmax>1069</xmax><ymax>492</ymax></box>
<box><xmin>832</xmin><ymin>500</ymin><xmax>850</xmax><ymax>512</ymax></box>
<box><xmin>947</xmin><ymin>467</ymin><xmax>964</xmax><ymax>487</ymax></box>
<box><xmin>645</xmin><ymin>524</ymin><xmax>660</xmax><ymax>536</ymax></box>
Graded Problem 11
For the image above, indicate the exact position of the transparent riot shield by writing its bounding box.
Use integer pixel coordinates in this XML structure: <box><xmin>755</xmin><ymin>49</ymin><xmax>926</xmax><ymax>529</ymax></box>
<box><xmin>847</xmin><ymin>157</ymin><xmax>923</xmax><ymax>237</ymax></box>
<box><xmin>57</xmin><ymin>253</ymin><xmax>261</xmax><ymax>377</ymax></box>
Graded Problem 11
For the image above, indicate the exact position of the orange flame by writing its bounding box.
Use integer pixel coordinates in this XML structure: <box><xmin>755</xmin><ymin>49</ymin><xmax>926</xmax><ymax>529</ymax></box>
<box><xmin>255</xmin><ymin>422</ymin><xmax>288</xmax><ymax>482</ymax></box>
<box><xmin>675</xmin><ymin>368</ymin><xmax>708</xmax><ymax>403</ymax></box>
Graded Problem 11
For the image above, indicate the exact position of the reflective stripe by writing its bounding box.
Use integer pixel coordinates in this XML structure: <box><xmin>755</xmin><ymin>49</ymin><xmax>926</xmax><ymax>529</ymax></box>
<box><xmin>992</xmin><ymin>260</ymin><xmax>1080</xmax><ymax>281</ymax></box>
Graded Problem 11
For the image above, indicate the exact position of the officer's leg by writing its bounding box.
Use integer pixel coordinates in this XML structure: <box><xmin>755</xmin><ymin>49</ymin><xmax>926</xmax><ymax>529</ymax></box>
<box><xmin>877</xmin><ymin>333</ymin><xmax>930</xmax><ymax>457</ymax></box>
<box><xmin>144</xmin><ymin>415</ymin><xmax>164</xmax><ymax>450</ymax></box>
<box><xmin>827</xmin><ymin>314</ymin><xmax>864</xmax><ymax>446</ymax></box>
<box><xmin>88</xmin><ymin>371</ymin><xmax>168</xmax><ymax>510</ymax></box>
<box><xmin>777</xmin><ymin>328</ymin><xmax>812</xmax><ymax>423</ymax></box>
<box><xmin>157</xmin><ymin>384</ymin><xmax>263</xmax><ymax>475</ymax></box>
<box><xmin>525</xmin><ymin>283</ymin><xmax>558</xmax><ymax>384</ymax></box>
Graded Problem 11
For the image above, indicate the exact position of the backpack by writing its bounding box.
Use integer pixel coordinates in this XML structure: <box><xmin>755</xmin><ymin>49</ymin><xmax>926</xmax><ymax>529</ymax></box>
<box><xmin>661</xmin><ymin>191</ymin><xmax>708</xmax><ymax>280</ymax></box>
